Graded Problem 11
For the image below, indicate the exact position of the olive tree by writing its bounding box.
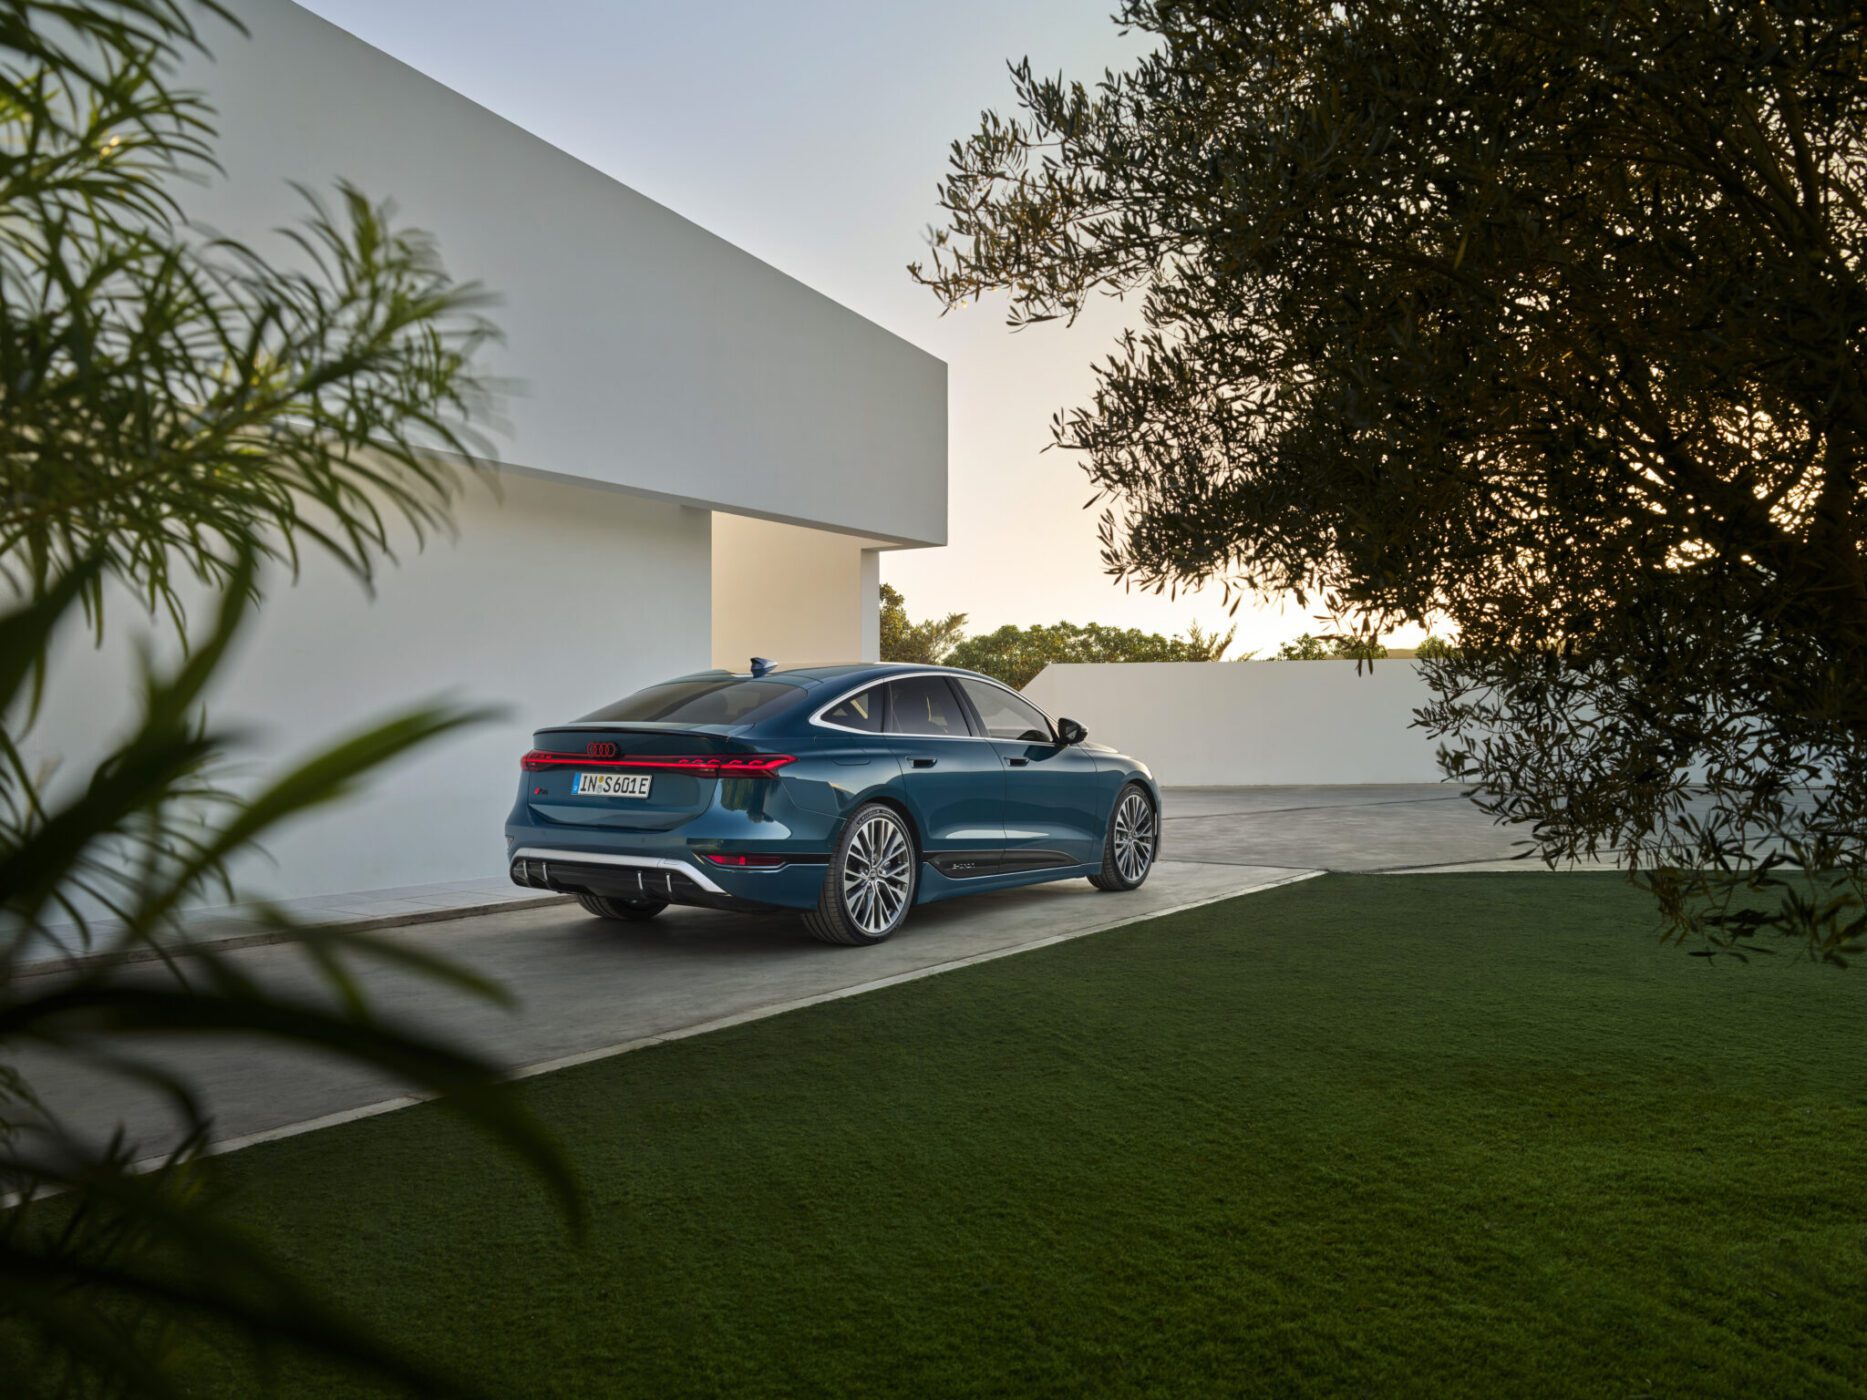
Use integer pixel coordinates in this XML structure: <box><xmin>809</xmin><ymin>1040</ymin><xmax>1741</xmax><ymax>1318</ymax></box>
<box><xmin>913</xmin><ymin>0</ymin><xmax>1867</xmax><ymax>960</ymax></box>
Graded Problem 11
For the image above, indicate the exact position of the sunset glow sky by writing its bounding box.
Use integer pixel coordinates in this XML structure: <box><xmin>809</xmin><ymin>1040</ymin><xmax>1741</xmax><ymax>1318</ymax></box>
<box><xmin>295</xmin><ymin>0</ymin><xmax>1413</xmax><ymax>655</ymax></box>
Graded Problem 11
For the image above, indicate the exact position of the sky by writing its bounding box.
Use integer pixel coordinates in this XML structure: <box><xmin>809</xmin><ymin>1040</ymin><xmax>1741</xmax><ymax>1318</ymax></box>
<box><xmin>293</xmin><ymin>0</ymin><xmax>1383</xmax><ymax>656</ymax></box>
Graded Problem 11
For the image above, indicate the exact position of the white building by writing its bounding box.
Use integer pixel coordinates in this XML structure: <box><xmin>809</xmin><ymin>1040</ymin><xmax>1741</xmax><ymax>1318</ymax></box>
<box><xmin>32</xmin><ymin>0</ymin><xmax>946</xmax><ymax>907</ymax></box>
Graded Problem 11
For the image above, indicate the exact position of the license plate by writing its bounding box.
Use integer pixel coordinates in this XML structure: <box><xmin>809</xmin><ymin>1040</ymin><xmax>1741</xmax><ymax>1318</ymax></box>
<box><xmin>573</xmin><ymin>772</ymin><xmax>652</xmax><ymax>799</ymax></box>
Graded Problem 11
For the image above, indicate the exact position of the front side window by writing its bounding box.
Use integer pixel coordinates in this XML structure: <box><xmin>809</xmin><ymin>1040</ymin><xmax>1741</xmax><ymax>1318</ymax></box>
<box><xmin>820</xmin><ymin>685</ymin><xmax>886</xmax><ymax>733</ymax></box>
<box><xmin>580</xmin><ymin>678</ymin><xmax>797</xmax><ymax>726</ymax></box>
<box><xmin>955</xmin><ymin>678</ymin><xmax>1053</xmax><ymax>743</ymax></box>
<box><xmin>885</xmin><ymin>676</ymin><xmax>969</xmax><ymax>737</ymax></box>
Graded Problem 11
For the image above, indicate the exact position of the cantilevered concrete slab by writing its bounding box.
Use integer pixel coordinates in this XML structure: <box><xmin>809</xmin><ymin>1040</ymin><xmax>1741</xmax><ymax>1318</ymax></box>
<box><xmin>186</xmin><ymin>0</ymin><xmax>947</xmax><ymax>548</ymax></box>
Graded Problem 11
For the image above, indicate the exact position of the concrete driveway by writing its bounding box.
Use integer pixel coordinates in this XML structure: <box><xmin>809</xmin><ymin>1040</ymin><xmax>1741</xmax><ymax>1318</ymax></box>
<box><xmin>17</xmin><ymin>784</ymin><xmax>1534</xmax><ymax>1161</ymax></box>
<box><xmin>1163</xmin><ymin>784</ymin><xmax>1540</xmax><ymax>871</ymax></box>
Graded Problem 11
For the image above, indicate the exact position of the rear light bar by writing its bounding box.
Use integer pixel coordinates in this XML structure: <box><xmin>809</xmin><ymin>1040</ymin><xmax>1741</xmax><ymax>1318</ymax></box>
<box><xmin>520</xmin><ymin>750</ymin><xmax>796</xmax><ymax>777</ymax></box>
<box><xmin>703</xmin><ymin>853</ymin><xmax>788</xmax><ymax>867</ymax></box>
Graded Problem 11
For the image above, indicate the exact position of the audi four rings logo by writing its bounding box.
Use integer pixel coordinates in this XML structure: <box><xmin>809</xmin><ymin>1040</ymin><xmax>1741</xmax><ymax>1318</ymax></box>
<box><xmin>587</xmin><ymin>741</ymin><xmax>618</xmax><ymax>758</ymax></box>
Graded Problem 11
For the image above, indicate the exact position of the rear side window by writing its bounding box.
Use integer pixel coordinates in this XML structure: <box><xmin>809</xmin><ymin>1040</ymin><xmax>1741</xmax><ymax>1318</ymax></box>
<box><xmin>955</xmin><ymin>678</ymin><xmax>1053</xmax><ymax>743</ymax></box>
<box><xmin>885</xmin><ymin>676</ymin><xmax>970</xmax><ymax>738</ymax></box>
<box><xmin>580</xmin><ymin>678</ymin><xmax>797</xmax><ymax>726</ymax></box>
<box><xmin>820</xmin><ymin>685</ymin><xmax>886</xmax><ymax>733</ymax></box>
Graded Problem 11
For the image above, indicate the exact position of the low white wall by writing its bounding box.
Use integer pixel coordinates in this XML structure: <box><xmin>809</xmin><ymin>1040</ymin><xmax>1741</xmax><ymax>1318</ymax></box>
<box><xmin>1022</xmin><ymin>662</ymin><xmax>1447</xmax><ymax>786</ymax></box>
<box><xmin>26</xmin><ymin>473</ymin><xmax>712</xmax><ymax>905</ymax></box>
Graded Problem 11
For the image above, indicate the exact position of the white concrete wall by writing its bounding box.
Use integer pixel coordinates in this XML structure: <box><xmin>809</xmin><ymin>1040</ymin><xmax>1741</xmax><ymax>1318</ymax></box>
<box><xmin>710</xmin><ymin>516</ymin><xmax>881</xmax><ymax>669</ymax></box>
<box><xmin>28</xmin><ymin>474</ymin><xmax>711</xmax><ymax>904</ymax></box>
<box><xmin>858</xmin><ymin>551</ymin><xmax>882</xmax><ymax>663</ymax></box>
<box><xmin>180</xmin><ymin>0</ymin><xmax>947</xmax><ymax>547</ymax></box>
<box><xmin>1022</xmin><ymin>662</ymin><xmax>1448</xmax><ymax>786</ymax></box>
<box><xmin>15</xmin><ymin>0</ymin><xmax>952</xmax><ymax>910</ymax></box>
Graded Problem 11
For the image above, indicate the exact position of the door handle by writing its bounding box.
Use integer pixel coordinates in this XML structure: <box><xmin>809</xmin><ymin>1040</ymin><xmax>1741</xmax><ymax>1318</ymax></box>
<box><xmin>1006</xmin><ymin>757</ymin><xmax>1029</xmax><ymax>767</ymax></box>
<box><xmin>911</xmin><ymin>757</ymin><xmax>937</xmax><ymax>769</ymax></box>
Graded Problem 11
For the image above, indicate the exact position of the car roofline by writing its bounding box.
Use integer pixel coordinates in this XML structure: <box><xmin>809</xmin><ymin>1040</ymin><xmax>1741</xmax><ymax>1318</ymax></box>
<box><xmin>805</xmin><ymin>666</ymin><xmax>1058</xmax><ymax>740</ymax></box>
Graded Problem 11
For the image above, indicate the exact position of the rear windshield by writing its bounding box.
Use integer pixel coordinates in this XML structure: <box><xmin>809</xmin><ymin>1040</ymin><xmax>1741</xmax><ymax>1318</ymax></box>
<box><xmin>580</xmin><ymin>678</ymin><xmax>798</xmax><ymax>727</ymax></box>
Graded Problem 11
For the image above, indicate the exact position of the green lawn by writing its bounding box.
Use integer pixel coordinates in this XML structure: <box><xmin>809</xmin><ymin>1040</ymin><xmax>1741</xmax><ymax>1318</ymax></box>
<box><xmin>186</xmin><ymin>874</ymin><xmax>1865</xmax><ymax>1397</ymax></box>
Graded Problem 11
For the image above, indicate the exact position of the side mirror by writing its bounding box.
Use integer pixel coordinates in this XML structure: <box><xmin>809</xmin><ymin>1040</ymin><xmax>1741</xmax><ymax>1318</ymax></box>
<box><xmin>1056</xmin><ymin>717</ymin><xmax>1088</xmax><ymax>746</ymax></box>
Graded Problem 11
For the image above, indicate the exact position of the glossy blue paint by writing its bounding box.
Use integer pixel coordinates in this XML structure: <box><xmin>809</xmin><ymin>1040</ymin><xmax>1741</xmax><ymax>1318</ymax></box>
<box><xmin>504</xmin><ymin>662</ymin><xmax>1159</xmax><ymax>922</ymax></box>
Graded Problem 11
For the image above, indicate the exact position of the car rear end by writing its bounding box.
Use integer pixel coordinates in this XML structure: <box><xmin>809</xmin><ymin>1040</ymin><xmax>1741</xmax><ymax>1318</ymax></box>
<box><xmin>503</xmin><ymin>675</ymin><xmax>841</xmax><ymax>912</ymax></box>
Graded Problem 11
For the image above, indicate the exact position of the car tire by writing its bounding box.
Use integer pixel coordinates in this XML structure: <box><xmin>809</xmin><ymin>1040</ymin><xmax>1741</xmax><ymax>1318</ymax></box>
<box><xmin>804</xmin><ymin>802</ymin><xmax>918</xmax><ymax>946</ymax></box>
<box><xmin>577</xmin><ymin>893</ymin><xmax>669</xmax><ymax>922</ymax></box>
<box><xmin>1089</xmin><ymin>783</ymin><xmax>1158</xmax><ymax>892</ymax></box>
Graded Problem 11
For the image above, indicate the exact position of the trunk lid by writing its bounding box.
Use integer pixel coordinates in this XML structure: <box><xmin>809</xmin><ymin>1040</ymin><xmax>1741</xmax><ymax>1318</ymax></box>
<box><xmin>522</xmin><ymin>724</ymin><xmax>740</xmax><ymax>831</ymax></box>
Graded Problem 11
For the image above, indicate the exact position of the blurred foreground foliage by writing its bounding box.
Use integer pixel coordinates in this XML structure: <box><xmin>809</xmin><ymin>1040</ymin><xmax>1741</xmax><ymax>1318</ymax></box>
<box><xmin>1</xmin><ymin>3</ymin><xmax>576</xmax><ymax>1395</ymax></box>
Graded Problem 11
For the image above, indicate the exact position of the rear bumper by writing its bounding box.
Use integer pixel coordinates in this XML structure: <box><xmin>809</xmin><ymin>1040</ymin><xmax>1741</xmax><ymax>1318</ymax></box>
<box><xmin>505</xmin><ymin>766</ymin><xmax>844</xmax><ymax>912</ymax></box>
<box><xmin>510</xmin><ymin>847</ymin><xmax>733</xmax><ymax>906</ymax></box>
<box><xmin>508</xmin><ymin>845</ymin><xmax>826</xmax><ymax>912</ymax></box>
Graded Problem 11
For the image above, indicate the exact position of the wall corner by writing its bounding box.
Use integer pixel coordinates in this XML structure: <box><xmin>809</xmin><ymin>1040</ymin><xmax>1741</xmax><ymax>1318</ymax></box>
<box><xmin>859</xmin><ymin>551</ymin><xmax>881</xmax><ymax>662</ymax></box>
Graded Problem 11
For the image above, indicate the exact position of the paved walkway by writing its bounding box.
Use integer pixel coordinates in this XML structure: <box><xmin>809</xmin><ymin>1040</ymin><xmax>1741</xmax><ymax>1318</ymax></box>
<box><xmin>20</xmin><ymin>876</ymin><xmax>563</xmax><ymax>972</ymax></box>
<box><xmin>16</xmin><ymin>857</ymin><xmax>1303</xmax><ymax>1162</ymax></box>
<box><xmin>15</xmin><ymin>784</ymin><xmax>1583</xmax><ymax>1162</ymax></box>
<box><xmin>1161</xmin><ymin>784</ymin><xmax>1579</xmax><ymax>872</ymax></box>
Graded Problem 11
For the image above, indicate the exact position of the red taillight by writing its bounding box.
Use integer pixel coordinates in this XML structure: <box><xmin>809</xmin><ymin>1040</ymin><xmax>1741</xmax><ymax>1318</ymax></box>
<box><xmin>714</xmin><ymin>754</ymin><xmax>797</xmax><ymax>777</ymax></box>
<box><xmin>703</xmin><ymin>853</ymin><xmax>787</xmax><ymax>867</ymax></box>
<box><xmin>520</xmin><ymin>750</ymin><xmax>796</xmax><ymax>777</ymax></box>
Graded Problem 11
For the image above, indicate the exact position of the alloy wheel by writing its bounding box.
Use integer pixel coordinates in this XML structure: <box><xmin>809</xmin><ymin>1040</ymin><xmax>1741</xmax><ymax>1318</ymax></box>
<box><xmin>1113</xmin><ymin>791</ymin><xmax>1156</xmax><ymax>884</ymax></box>
<box><xmin>842</xmin><ymin>812</ymin><xmax>912</xmax><ymax>935</ymax></box>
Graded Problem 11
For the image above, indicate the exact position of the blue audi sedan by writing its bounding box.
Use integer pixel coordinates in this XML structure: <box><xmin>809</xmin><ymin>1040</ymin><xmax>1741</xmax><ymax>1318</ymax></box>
<box><xmin>506</xmin><ymin>661</ymin><xmax>1161</xmax><ymax>945</ymax></box>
